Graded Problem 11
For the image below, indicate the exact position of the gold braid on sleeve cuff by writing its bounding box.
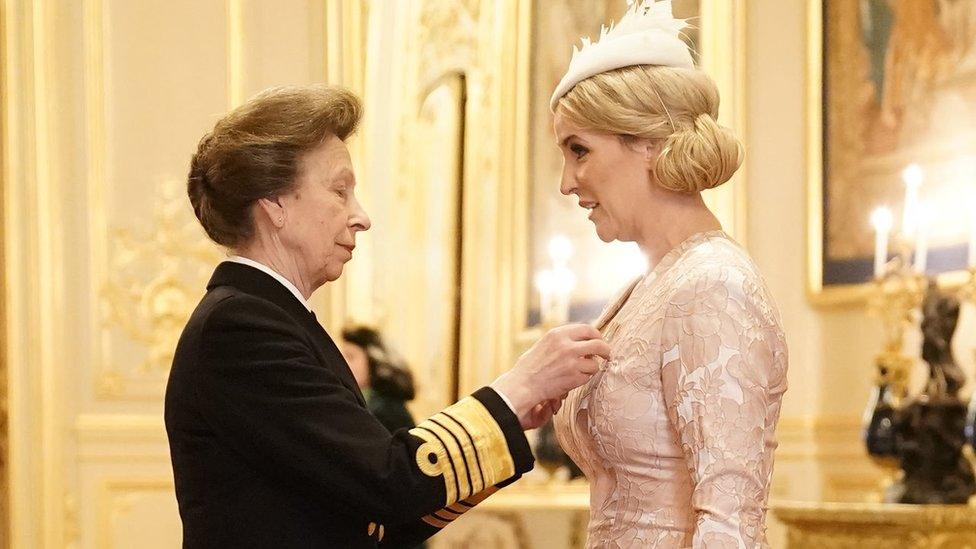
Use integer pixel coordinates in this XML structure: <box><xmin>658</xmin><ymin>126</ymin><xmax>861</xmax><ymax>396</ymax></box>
<box><xmin>420</xmin><ymin>486</ymin><xmax>500</xmax><ymax>529</ymax></box>
<box><xmin>410</xmin><ymin>396</ymin><xmax>515</xmax><ymax>506</ymax></box>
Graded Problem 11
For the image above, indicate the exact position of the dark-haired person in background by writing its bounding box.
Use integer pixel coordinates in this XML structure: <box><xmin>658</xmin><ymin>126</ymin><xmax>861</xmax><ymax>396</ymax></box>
<box><xmin>341</xmin><ymin>325</ymin><xmax>417</xmax><ymax>434</ymax></box>
<box><xmin>341</xmin><ymin>326</ymin><xmax>424</xmax><ymax>549</ymax></box>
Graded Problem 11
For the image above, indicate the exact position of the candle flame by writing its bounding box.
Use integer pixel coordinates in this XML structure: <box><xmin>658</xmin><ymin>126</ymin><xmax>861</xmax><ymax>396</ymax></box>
<box><xmin>547</xmin><ymin>235</ymin><xmax>573</xmax><ymax>266</ymax></box>
<box><xmin>552</xmin><ymin>268</ymin><xmax>577</xmax><ymax>293</ymax></box>
<box><xmin>871</xmin><ymin>207</ymin><xmax>893</xmax><ymax>233</ymax></box>
<box><xmin>902</xmin><ymin>164</ymin><xmax>924</xmax><ymax>189</ymax></box>
<box><xmin>535</xmin><ymin>270</ymin><xmax>554</xmax><ymax>293</ymax></box>
<box><xmin>916</xmin><ymin>202</ymin><xmax>933</xmax><ymax>228</ymax></box>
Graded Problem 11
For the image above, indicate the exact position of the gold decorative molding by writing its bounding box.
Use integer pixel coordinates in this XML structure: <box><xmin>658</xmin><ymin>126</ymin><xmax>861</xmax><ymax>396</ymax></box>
<box><xmin>325</xmin><ymin>0</ymin><xmax>367</xmax><ymax>94</ymax></box>
<box><xmin>699</xmin><ymin>0</ymin><xmax>749</xmax><ymax>242</ymax></box>
<box><xmin>774</xmin><ymin>501</ymin><xmax>976</xmax><ymax>548</ymax></box>
<box><xmin>774</xmin><ymin>415</ymin><xmax>889</xmax><ymax>503</ymax></box>
<box><xmin>74</xmin><ymin>413</ymin><xmax>171</xmax><ymax>464</ymax></box>
<box><xmin>63</xmin><ymin>491</ymin><xmax>79</xmax><ymax>545</ymax></box>
<box><xmin>394</xmin><ymin>71</ymin><xmax>467</xmax><ymax>411</ymax></box>
<box><xmin>803</xmin><ymin>0</ymin><xmax>860</xmax><ymax>307</ymax></box>
<box><xmin>96</xmin><ymin>478</ymin><xmax>175</xmax><ymax>549</ymax></box>
<box><xmin>0</xmin><ymin>1</ymin><xmax>8</xmax><ymax>543</ymax></box>
<box><xmin>3</xmin><ymin>0</ymin><xmax>69</xmax><ymax>543</ymax></box>
<box><xmin>381</xmin><ymin>0</ymin><xmax>532</xmax><ymax>405</ymax></box>
<box><xmin>823</xmin><ymin>470</ymin><xmax>889</xmax><ymax>504</ymax></box>
<box><xmin>97</xmin><ymin>179</ymin><xmax>221</xmax><ymax>400</ymax></box>
<box><xmin>82</xmin><ymin>0</ymin><xmax>221</xmax><ymax>402</ymax></box>
<box><xmin>380</xmin><ymin>1</ymin><xmax>470</xmax><ymax>412</ymax></box>
<box><xmin>83</xmin><ymin>0</ymin><xmax>114</xmax><ymax>403</ymax></box>
<box><xmin>777</xmin><ymin>414</ymin><xmax>864</xmax><ymax>432</ymax></box>
<box><xmin>455</xmin><ymin>0</ymin><xmax>532</xmax><ymax>394</ymax></box>
<box><xmin>75</xmin><ymin>414</ymin><xmax>166</xmax><ymax>440</ymax></box>
<box><xmin>415</xmin><ymin>0</ymin><xmax>479</xmax><ymax>84</ymax></box>
<box><xmin>318</xmin><ymin>0</ymin><xmax>368</xmax><ymax>332</ymax></box>
<box><xmin>429</xmin><ymin>510</ymin><xmax>529</xmax><ymax>549</ymax></box>
<box><xmin>776</xmin><ymin>415</ymin><xmax>868</xmax><ymax>459</ymax></box>
<box><xmin>479</xmin><ymin>482</ymin><xmax>590</xmax><ymax>512</ymax></box>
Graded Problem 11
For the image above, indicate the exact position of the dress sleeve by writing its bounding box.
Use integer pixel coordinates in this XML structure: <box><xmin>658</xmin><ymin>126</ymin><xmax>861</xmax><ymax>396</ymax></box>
<box><xmin>659</xmin><ymin>265</ymin><xmax>786</xmax><ymax>548</ymax></box>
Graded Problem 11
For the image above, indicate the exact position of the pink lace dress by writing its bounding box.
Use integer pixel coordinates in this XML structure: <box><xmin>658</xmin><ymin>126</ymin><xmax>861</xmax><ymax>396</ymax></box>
<box><xmin>553</xmin><ymin>231</ymin><xmax>788</xmax><ymax>548</ymax></box>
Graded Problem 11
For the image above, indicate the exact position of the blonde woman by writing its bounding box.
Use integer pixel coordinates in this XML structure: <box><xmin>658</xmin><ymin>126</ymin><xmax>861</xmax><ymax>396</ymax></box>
<box><xmin>549</xmin><ymin>2</ymin><xmax>788</xmax><ymax>547</ymax></box>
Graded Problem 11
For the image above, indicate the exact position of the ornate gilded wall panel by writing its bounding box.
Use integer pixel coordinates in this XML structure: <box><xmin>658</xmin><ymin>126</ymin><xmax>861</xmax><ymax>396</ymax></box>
<box><xmin>3</xmin><ymin>0</ymin><xmax>342</xmax><ymax>546</ymax></box>
<box><xmin>378</xmin><ymin>1</ymin><xmax>479</xmax><ymax>415</ymax></box>
<box><xmin>396</xmin><ymin>74</ymin><xmax>466</xmax><ymax>411</ymax></box>
<box><xmin>85</xmin><ymin>0</ymin><xmax>228</xmax><ymax>402</ymax></box>
<box><xmin>96</xmin><ymin>181</ymin><xmax>220</xmax><ymax>400</ymax></box>
<box><xmin>96</xmin><ymin>479</ymin><xmax>179</xmax><ymax>549</ymax></box>
<box><xmin>0</xmin><ymin>2</ymin><xmax>8</xmax><ymax>541</ymax></box>
<box><xmin>321</xmin><ymin>0</ymin><xmax>367</xmax><ymax>330</ymax></box>
<box><xmin>370</xmin><ymin>0</ymin><xmax>531</xmax><ymax>414</ymax></box>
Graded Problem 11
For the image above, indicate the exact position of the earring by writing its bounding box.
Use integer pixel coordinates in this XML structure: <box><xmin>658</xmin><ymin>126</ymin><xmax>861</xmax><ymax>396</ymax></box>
<box><xmin>278</xmin><ymin>217</ymin><xmax>284</xmax><ymax>224</ymax></box>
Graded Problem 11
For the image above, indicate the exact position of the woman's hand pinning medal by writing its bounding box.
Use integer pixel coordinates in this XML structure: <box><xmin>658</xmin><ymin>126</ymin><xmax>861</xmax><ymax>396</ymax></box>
<box><xmin>491</xmin><ymin>324</ymin><xmax>610</xmax><ymax>430</ymax></box>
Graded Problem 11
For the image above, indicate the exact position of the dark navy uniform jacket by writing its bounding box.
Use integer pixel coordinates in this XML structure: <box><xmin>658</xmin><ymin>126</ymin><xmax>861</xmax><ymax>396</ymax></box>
<box><xmin>165</xmin><ymin>262</ymin><xmax>533</xmax><ymax>547</ymax></box>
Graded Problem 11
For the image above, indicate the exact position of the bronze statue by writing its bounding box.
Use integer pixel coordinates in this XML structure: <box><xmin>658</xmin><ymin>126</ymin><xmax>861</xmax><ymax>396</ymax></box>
<box><xmin>888</xmin><ymin>280</ymin><xmax>975</xmax><ymax>504</ymax></box>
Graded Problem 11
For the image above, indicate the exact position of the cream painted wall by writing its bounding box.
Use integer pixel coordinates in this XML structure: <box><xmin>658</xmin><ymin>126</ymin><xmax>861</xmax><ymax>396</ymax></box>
<box><xmin>745</xmin><ymin>2</ymin><xmax>882</xmax><ymax>543</ymax></box>
<box><xmin>747</xmin><ymin>0</ymin><xmax>834</xmax><ymax>422</ymax></box>
<box><xmin>745</xmin><ymin>0</ymin><xmax>880</xmax><ymax>512</ymax></box>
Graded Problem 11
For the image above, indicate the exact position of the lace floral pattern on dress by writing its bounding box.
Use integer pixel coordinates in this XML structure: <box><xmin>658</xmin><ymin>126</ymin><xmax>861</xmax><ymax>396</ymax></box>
<box><xmin>553</xmin><ymin>231</ymin><xmax>788</xmax><ymax>549</ymax></box>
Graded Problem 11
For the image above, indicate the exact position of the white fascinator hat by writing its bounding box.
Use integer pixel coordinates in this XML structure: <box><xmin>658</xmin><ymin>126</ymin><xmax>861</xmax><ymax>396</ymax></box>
<box><xmin>549</xmin><ymin>0</ymin><xmax>694</xmax><ymax>111</ymax></box>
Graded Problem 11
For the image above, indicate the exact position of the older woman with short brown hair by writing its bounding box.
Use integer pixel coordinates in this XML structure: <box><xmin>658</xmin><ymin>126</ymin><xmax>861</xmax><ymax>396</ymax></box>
<box><xmin>165</xmin><ymin>84</ymin><xmax>609</xmax><ymax>548</ymax></box>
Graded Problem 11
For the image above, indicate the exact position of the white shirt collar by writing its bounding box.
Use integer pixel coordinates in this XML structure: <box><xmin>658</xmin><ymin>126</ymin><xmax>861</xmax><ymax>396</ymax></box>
<box><xmin>224</xmin><ymin>255</ymin><xmax>311</xmax><ymax>311</ymax></box>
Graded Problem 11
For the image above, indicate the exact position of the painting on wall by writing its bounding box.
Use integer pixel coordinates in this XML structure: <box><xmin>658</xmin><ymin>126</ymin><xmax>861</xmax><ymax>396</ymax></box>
<box><xmin>810</xmin><ymin>0</ymin><xmax>976</xmax><ymax>303</ymax></box>
<box><xmin>527</xmin><ymin>0</ymin><xmax>701</xmax><ymax>326</ymax></box>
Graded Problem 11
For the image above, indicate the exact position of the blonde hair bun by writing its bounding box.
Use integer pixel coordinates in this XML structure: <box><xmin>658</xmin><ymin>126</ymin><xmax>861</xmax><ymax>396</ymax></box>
<box><xmin>655</xmin><ymin>113</ymin><xmax>744</xmax><ymax>193</ymax></box>
<box><xmin>557</xmin><ymin>66</ymin><xmax>745</xmax><ymax>194</ymax></box>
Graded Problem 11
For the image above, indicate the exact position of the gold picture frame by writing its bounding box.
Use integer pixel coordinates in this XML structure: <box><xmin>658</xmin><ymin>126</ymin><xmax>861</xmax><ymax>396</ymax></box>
<box><xmin>806</xmin><ymin>0</ymin><xmax>976</xmax><ymax>306</ymax></box>
<box><xmin>805</xmin><ymin>0</ymin><xmax>866</xmax><ymax>306</ymax></box>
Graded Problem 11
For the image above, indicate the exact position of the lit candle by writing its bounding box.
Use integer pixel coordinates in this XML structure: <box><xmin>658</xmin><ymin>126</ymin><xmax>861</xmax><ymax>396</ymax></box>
<box><xmin>541</xmin><ymin>236</ymin><xmax>576</xmax><ymax>324</ymax></box>
<box><xmin>552</xmin><ymin>267</ymin><xmax>577</xmax><ymax>324</ymax></box>
<box><xmin>536</xmin><ymin>270</ymin><xmax>555</xmax><ymax>325</ymax></box>
<box><xmin>871</xmin><ymin>207</ymin><xmax>894</xmax><ymax>278</ymax></box>
<box><xmin>901</xmin><ymin>164</ymin><xmax>924</xmax><ymax>239</ymax></box>
<box><xmin>548</xmin><ymin>235</ymin><xmax>573</xmax><ymax>268</ymax></box>
<box><xmin>914</xmin><ymin>203</ymin><xmax>930</xmax><ymax>274</ymax></box>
